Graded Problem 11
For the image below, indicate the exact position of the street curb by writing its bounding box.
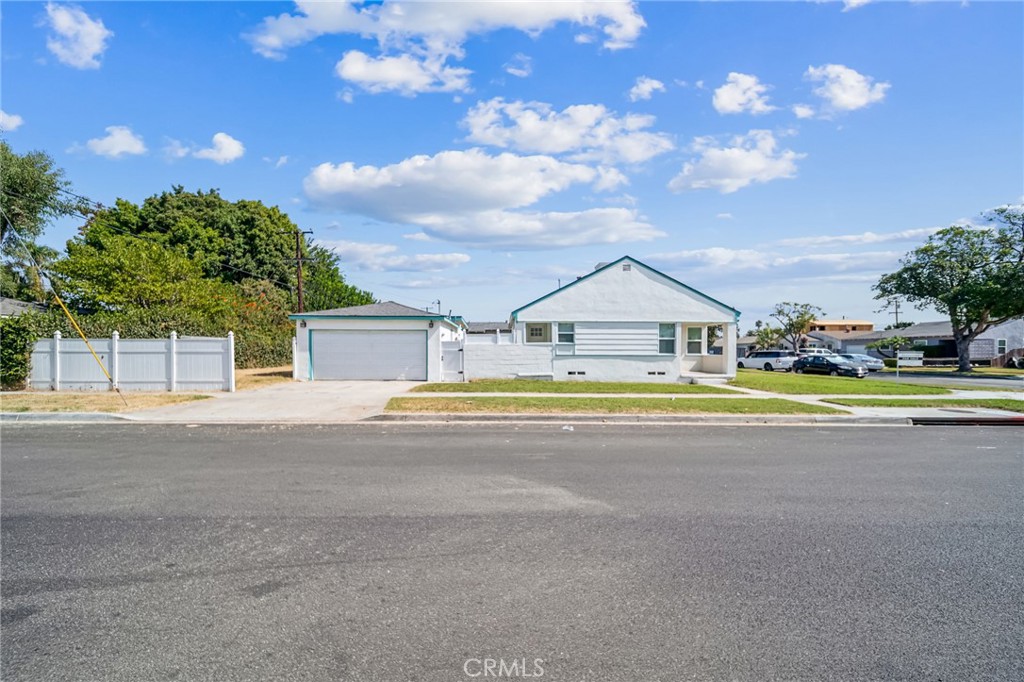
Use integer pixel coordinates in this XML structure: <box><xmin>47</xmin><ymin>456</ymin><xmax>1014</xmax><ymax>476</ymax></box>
<box><xmin>370</xmin><ymin>413</ymin><xmax>911</xmax><ymax>426</ymax></box>
<box><xmin>1</xmin><ymin>412</ymin><xmax>132</xmax><ymax>423</ymax></box>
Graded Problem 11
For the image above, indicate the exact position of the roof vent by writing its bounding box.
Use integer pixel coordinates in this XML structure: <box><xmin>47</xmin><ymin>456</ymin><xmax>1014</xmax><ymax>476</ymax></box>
<box><xmin>622</xmin><ymin>263</ymin><xmax>631</xmax><ymax>271</ymax></box>
<box><xmin>594</xmin><ymin>262</ymin><xmax>609</xmax><ymax>270</ymax></box>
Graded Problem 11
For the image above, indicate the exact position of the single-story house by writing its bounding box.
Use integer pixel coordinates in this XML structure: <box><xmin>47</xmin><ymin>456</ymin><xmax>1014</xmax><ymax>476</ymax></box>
<box><xmin>805</xmin><ymin>329</ymin><xmax>875</xmax><ymax>353</ymax></box>
<box><xmin>854</xmin><ymin>318</ymin><xmax>1024</xmax><ymax>362</ymax></box>
<box><xmin>290</xmin><ymin>301</ymin><xmax>465</xmax><ymax>381</ymax></box>
<box><xmin>464</xmin><ymin>256</ymin><xmax>741</xmax><ymax>382</ymax></box>
<box><xmin>710</xmin><ymin>334</ymin><xmax>757</xmax><ymax>357</ymax></box>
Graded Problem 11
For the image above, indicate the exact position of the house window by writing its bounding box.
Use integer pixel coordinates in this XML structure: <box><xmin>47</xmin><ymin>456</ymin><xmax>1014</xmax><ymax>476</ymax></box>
<box><xmin>658</xmin><ymin>323</ymin><xmax>676</xmax><ymax>354</ymax></box>
<box><xmin>557</xmin><ymin>323</ymin><xmax>575</xmax><ymax>344</ymax></box>
<box><xmin>686</xmin><ymin>327</ymin><xmax>703</xmax><ymax>355</ymax></box>
<box><xmin>997</xmin><ymin>339</ymin><xmax>1007</xmax><ymax>355</ymax></box>
<box><xmin>525</xmin><ymin>323</ymin><xmax>550</xmax><ymax>343</ymax></box>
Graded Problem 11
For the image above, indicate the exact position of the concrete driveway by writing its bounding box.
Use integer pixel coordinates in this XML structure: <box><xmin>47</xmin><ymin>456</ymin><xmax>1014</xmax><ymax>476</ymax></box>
<box><xmin>127</xmin><ymin>380</ymin><xmax>417</xmax><ymax>423</ymax></box>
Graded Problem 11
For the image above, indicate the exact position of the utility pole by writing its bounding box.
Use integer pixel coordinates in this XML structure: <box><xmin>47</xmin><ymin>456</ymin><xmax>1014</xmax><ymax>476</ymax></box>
<box><xmin>287</xmin><ymin>229</ymin><xmax>313</xmax><ymax>312</ymax></box>
<box><xmin>888</xmin><ymin>299</ymin><xmax>901</xmax><ymax>327</ymax></box>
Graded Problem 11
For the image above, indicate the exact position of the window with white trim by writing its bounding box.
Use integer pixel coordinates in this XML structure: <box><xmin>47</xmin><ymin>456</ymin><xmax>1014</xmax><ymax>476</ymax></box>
<box><xmin>658</xmin><ymin>323</ymin><xmax>676</xmax><ymax>354</ymax></box>
<box><xmin>557</xmin><ymin>323</ymin><xmax>575</xmax><ymax>344</ymax></box>
<box><xmin>686</xmin><ymin>326</ymin><xmax>703</xmax><ymax>355</ymax></box>
<box><xmin>997</xmin><ymin>338</ymin><xmax>1007</xmax><ymax>355</ymax></box>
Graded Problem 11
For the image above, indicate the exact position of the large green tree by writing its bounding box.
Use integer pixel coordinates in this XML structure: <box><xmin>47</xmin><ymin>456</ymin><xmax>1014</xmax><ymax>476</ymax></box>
<box><xmin>874</xmin><ymin>206</ymin><xmax>1024</xmax><ymax>372</ymax></box>
<box><xmin>0</xmin><ymin>142</ymin><xmax>86</xmax><ymax>302</ymax></box>
<box><xmin>770</xmin><ymin>302</ymin><xmax>823</xmax><ymax>351</ymax></box>
<box><xmin>303</xmin><ymin>245</ymin><xmax>374</xmax><ymax>311</ymax></box>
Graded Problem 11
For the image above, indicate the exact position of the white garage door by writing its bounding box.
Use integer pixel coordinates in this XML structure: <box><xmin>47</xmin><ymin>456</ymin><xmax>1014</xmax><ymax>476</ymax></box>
<box><xmin>312</xmin><ymin>330</ymin><xmax>427</xmax><ymax>381</ymax></box>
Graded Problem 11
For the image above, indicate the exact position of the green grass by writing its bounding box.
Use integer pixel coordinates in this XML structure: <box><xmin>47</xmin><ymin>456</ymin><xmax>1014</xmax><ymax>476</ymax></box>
<box><xmin>411</xmin><ymin>379</ymin><xmax>736</xmax><ymax>394</ymax></box>
<box><xmin>823</xmin><ymin>398</ymin><xmax>1024</xmax><ymax>413</ymax></box>
<box><xmin>729</xmin><ymin>369</ymin><xmax>951</xmax><ymax>395</ymax></box>
<box><xmin>387</xmin><ymin>396</ymin><xmax>846</xmax><ymax>415</ymax></box>
<box><xmin>880</xmin><ymin>366</ymin><xmax>1024</xmax><ymax>377</ymax></box>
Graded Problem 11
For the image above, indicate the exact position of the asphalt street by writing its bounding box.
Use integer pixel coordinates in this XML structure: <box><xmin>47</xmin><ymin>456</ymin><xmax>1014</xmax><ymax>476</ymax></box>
<box><xmin>2</xmin><ymin>424</ymin><xmax>1022</xmax><ymax>681</ymax></box>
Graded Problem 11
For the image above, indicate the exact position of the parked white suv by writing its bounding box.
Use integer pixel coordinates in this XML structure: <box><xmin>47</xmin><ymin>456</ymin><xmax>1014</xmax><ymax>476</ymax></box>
<box><xmin>797</xmin><ymin>348</ymin><xmax>835</xmax><ymax>357</ymax></box>
<box><xmin>738</xmin><ymin>350</ymin><xmax>798</xmax><ymax>372</ymax></box>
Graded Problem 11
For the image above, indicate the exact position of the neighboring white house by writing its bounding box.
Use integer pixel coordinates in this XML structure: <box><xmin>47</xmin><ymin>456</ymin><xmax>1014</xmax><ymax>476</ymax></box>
<box><xmin>854</xmin><ymin>318</ymin><xmax>1024</xmax><ymax>362</ymax></box>
<box><xmin>290</xmin><ymin>301</ymin><xmax>465</xmax><ymax>382</ymax></box>
<box><xmin>465</xmin><ymin>256</ymin><xmax>740</xmax><ymax>382</ymax></box>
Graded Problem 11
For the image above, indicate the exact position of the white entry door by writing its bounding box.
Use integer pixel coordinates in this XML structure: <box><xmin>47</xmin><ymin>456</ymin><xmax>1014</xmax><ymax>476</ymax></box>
<box><xmin>311</xmin><ymin>330</ymin><xmax>427</xmax><ymax>380</ymax></box>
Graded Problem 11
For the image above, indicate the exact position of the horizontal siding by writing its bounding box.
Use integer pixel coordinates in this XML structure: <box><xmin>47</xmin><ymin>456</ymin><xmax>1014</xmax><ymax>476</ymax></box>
<box><xmin>574</xmin><ymin>322</ymin><xmax>659</xmax><ymax>356</ymax></box>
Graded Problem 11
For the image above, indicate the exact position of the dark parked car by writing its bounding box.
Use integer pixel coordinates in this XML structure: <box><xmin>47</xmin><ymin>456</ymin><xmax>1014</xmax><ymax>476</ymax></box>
<box><xmin>792</xmin><ymin>355</ymin><xmax>868</xmax><ymax>378</ymax></box>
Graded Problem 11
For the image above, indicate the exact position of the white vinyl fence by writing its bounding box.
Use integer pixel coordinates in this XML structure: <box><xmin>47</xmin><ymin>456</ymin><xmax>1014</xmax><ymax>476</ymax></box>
<box><xmin>30</xmin><ymin>331</ymin><xmax>235</xmax><ymax>392</ymax></box>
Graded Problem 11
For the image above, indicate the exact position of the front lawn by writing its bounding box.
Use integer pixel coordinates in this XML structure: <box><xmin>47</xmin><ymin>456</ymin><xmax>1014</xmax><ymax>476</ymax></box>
<box><xmin>880</xmin><ymin>366</ymin><xmax>1024</xmax><ymax>377</ymax></box>
<box><xmin>823</xmin><ymin>398</ymin><xmax>1024</xmax><ymax>413</ymax></box>
<box><xmin>411</xmin><ymin>379</ymin><xmax>736</xmax><ymax>394</ymax></box>
<box><xmin>729</xmin><ymin>369</ymin><xmax>951</xmax><ymax>395</ymax></box>
<box><xmin>387</xmin><ymin>396</ymin><xmax>846</xmax><ymax>415</ymax></box>
<box><xmin>0</xmin><ymin>392</ymin><xmax>211</xmax><ymax>413</ymax></box>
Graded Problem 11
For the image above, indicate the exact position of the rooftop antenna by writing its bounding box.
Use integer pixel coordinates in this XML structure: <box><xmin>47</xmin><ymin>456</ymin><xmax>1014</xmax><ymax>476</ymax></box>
<box><xmin>431</xmin><ymin>299</ymin><xmax>441</xmax><ymax>314</ymax></box>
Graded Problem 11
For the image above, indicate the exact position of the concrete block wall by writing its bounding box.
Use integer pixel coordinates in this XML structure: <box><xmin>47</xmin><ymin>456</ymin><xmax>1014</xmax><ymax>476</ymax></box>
<box><xmin>464</xmin><ymin>344</ymin><xmax>552</xmax><ymax>379</ymax></box>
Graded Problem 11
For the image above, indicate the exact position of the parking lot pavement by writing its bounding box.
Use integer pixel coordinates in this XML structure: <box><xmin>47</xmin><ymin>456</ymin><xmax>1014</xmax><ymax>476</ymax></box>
<box><xmin>125</xmin><ymin>380</ymin><xmax>418</xmax><ymax>422</ymax></box>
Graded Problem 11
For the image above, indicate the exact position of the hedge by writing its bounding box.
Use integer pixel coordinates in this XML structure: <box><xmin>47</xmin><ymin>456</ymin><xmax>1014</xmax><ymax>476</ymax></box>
<box><xmin>1</xmin><ymin>316</ymin><xmax>36</xmax><ymax>390</ymax></box>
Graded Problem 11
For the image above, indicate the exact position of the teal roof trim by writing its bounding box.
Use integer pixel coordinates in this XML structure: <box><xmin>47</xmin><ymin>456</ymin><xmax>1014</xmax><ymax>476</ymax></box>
<box><xmin>509</xmin><ymin>255</ymin><xmax>741</xmax><ymax>322</ymax></box>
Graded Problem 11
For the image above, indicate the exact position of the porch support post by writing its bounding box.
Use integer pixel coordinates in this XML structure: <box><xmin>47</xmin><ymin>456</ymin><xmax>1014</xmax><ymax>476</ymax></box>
<box><xmin>724</xmin><ymin>321</ymin><xmax>737</xmax><ymax>377</ymax></box>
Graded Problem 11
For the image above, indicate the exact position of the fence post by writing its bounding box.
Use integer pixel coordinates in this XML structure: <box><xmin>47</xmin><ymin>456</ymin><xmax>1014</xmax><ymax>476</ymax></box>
<box><xmin>227</xmin><ymin>331</ymin><xmax>236</xmax><ymax>392</ymax></box>
<box><xmin>110</xmin><ymin>331</ymin><xmax>120</xmax><ymax>390</ymax></box>
<box><xmin>168</xmin><ymin>331</ymin><xmax>178</xmax><ymax>392</ymax></box>
<box><xmin>52</xmin><ymin>331</ymin><xmax>61</xmax><ymax>391</ymax></box>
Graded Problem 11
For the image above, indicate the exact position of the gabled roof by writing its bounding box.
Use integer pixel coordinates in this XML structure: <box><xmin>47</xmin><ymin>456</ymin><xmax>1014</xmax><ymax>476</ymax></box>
<box><xmin>509</xmin><ymin>255</ymin><xmax>740</xmax><ymax>322</ymax></box>
<box><xmin>466</xmin><ymin>321</ymin><xmax>512</xmax><ymax>334</ymax></box>
<box><xmin>289</xmin><ymin>300</ymin><xmax>465</xmax><ymax>328</ymax></box>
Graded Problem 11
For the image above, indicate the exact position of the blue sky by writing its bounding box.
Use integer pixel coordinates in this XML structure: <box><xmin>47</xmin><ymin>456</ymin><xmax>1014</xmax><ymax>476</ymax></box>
<box><xmin>2</xmin><ymin>1</ymin><xmax>1021</xmax><ymax>327</ymax></box>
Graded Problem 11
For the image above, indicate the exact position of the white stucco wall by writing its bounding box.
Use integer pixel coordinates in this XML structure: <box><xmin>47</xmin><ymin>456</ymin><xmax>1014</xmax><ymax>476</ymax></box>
<box><xmin>294</xmin><ymin>318</ymin><xmax>454</xmax><ymax>382</ymax></box>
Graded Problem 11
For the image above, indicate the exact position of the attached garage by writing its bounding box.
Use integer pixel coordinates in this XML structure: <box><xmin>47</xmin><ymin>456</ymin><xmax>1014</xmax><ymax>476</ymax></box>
<box><xmin>311</xmin><ymin>330</ymin><xmax>426</xmax><ymax>381</ymax></box>
<box><xmin>290</xmin><ymin>301</ymin><xmax>465</xmax><ymax>382</ymax></box>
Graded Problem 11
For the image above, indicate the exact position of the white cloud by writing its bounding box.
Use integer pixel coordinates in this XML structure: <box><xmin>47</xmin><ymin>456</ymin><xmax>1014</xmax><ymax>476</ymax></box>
<box><xmin>463</xmin><ymin>98</ymin><xmax>674</xmax><ymax>165</ymax></box>
<box><xmin>163</xmin><ymin>138</ymin><xmax>190</xmax><ymax>160</ymax></box>
<box><xmin>777</xmin><ymin>227</ymin><xmax>943</xmax><ymax>248</ymax></box>
<box><xmin>668</xmin><ymin>130</ymin><xmax>805</xmax><ymax>194</ymax></box>
<box><xmin>83</xmin><ymin>126</ymin><xmax>146</xmax><ymax>158</ymax></box>
<box><xmin>504</xmin><ymin>53</ymin><xmax>532</xmax><ymax>78</ymax></box>
<box><xmin>264</xmin><ymin>155</ymin><xmax>289</xmax><ymax>168</ymax></box>
<box><xmin>647</xmin><ymin>247</ymin><xmax>902</xmax><ymax>284</ymax></box>
<box><xmin>842</xmin><ymin>0</ymin><xmax>872</xmax><ymax>11</ymax></box>
<box><xmin>628</xmin><ymin>76</ymin><xmax>665</xmax><ymax>102</ymax></box>
<box><xmin>303</xmin><ymin>148</ymin><xmax>662</xmax><ymax>248</ymax></box>
<box><xmin>320</xmin><ymin>240</ymin><xmax>470</xmax><ymax>272</ymax></box>
<box><xmin>0</xmin><ymin>110</ymin><xmax>24</xmax><ymax>132</ymax></box>
<box><xmin>336</xmin><ymin>50</ymin><xmax>470</xmax><ymax>95</ymax></box>
<box><xmin>716</xmin><ymin>213</ymin><xmax>734</xmax><ymax>220</ymax></box>
<box><xmin>805</xmin><ymin>64</ymin><xmax>890</xmax><ymax>113</ymax></box>
<box><xmin>44</xmin><ymin>2</ymin><xmax>113</xmax><ymax>69</ymax></box>
<box><xmin>246</xmin><ymin>1</ymin><xmax>645</xmax><ymax>94</ymax></box>
<box><xmin>193</xmin><ymin>133</ymin><xmax>245</xmax><ymax>164</ymax></box>
<box><xmin>792</xmin><ymin>104</ymin><xmax>816</xmax><ymax>119</ymax></box>
<box><xmin>712</xmin><ymin>73</ymin><xmax>776</xmax><ymax>115</ymax></box>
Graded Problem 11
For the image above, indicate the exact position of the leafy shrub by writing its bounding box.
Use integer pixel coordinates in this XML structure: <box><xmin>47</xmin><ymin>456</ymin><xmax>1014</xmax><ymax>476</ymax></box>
<box><xmin>0</xmin><ymin>316</ymin><xmax>37</xmax><ymax>390</ymax></box>
<box><xmin>882</xmin><ymin>358</ymin><xmax>897</xmax><ymax>368</ymax></box>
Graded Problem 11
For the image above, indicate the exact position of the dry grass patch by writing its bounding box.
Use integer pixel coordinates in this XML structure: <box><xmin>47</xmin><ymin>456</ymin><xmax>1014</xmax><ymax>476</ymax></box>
<box><xmin>0</xmin><ymin>392</ymin><xmax>210</xmax><ymax>413</ymax></box>
<box><xmin>387</xmin><ymin>396</ymin><xmax>846</xmax><ymax>415</ymax></box>
<box><xmin>236</xmin><ymin>366</ymin><xmax>293</xmax><ymax>391</ymax></box>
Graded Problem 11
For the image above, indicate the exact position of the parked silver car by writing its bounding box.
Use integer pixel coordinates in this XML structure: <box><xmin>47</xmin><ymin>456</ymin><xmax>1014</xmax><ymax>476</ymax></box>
<box><xmin>737</xmin><ymin>350</ymin><xmax>798</xmax><ymax>372</ymax></box>
<box><xmin>837</xmin><ymin>353</ymin><xmax>884</xmax><ymax>372</ymax></box>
